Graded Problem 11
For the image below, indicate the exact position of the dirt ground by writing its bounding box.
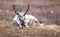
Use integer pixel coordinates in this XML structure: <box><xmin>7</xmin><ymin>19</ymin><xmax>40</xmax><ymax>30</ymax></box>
<box><xmin>0</xmin><ymin>0</ymin><xmax>60</xmax><ymax>37</ymax></box>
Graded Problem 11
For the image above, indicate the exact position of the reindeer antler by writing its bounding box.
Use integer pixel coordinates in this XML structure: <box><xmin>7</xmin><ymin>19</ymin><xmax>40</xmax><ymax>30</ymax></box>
<box><xmin>13</xmin><ymin>5</ymin><xmax>17</xmax><ymax>13</ymax></box>
<box><xmin>13</xmin><ymin>4</ymin><xmax>20</xmax><ymax>15</ymax></box>
<box><xmin>26</xmin><ymin>3</ymin><xmax>29</xmax><ymax>12</ymax></box>
<box><xmin>23</xmin><ymin>4</ymin><xmax>29</xmax><ymax>16</ymax></box>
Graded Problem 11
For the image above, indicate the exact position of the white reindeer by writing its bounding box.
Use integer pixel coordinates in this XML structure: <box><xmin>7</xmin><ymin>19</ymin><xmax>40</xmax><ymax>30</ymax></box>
<box><xmin>13</xmin><ymin>4</ymin><xmax>40</xmax><ymax>27</ymax></box>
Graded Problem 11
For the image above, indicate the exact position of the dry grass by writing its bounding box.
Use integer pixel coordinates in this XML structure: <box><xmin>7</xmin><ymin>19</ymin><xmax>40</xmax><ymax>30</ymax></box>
<box><xmin>0</xmin><ymin>20</ymin><xmax>60</xmax><ymax>37</ymax></box>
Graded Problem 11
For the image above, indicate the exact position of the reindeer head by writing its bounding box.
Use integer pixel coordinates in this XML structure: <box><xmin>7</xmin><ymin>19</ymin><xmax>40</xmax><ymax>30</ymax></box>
<box><xmin>13</xmin><ymin>4</ymin><xmax>29</xmax><ymax>21</ymax></box>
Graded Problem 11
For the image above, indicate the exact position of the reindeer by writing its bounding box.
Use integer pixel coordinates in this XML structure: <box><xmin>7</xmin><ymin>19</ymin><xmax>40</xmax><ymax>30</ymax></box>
<box><xmin>13</xmin><ymin>4</ymin><xmax>40</xmax><ymax>27</ymax></box>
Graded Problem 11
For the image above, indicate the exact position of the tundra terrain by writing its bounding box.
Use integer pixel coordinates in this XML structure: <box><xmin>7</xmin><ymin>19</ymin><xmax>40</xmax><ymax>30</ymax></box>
<box><xmin>0</xmin><ymin>0</ymin><xmax>60</xmax><ymax>37</ymax></box>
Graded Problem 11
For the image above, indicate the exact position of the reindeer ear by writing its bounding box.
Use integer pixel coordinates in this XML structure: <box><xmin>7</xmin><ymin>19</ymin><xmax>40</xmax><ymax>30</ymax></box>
<box><xmin>23</xmin><ymin>4</ymin><xmax>29</xmax><ymax>16</ymax></box>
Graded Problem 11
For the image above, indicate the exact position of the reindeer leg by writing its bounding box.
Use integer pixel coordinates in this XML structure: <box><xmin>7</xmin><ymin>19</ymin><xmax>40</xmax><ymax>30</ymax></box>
<box><xmin>19</xmin><ymin>24</ymin><xmax>23</xmax><ymax>28</ymax></box>
<box><xmin>25</xmin><ymin>22</ymin><xmax>29</xmax><ymax>27</ymax></box>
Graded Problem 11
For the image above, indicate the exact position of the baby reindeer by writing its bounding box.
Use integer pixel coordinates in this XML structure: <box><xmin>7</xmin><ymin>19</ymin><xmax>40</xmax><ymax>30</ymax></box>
<box><xmin>13</xmin><ymin>4</ymin><xmax>40</xmax><ymax>28</ymax></box>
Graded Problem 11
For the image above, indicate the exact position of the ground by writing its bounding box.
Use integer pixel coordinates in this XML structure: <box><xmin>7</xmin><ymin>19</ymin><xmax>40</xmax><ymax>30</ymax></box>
<box><xmin>0</xmin><ymin>20</ymin><xmax>60</xmax><ymax>37</ymax></box>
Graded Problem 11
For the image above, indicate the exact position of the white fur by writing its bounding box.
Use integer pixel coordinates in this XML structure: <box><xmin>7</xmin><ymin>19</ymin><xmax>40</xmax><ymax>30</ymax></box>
<box><xmin>13</xmin><ymin>12</ymin><xmax>40</xmax><ymax>27</ymax></box>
